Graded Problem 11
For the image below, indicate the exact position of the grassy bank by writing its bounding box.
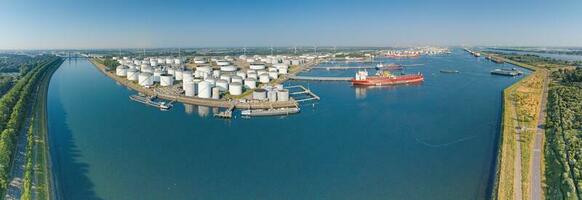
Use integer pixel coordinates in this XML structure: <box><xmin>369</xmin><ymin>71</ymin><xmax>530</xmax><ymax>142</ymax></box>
<box><xmin>486</xmin><ymin>52</ymin><xmax>547</xmax><ymax>200</ymax></box>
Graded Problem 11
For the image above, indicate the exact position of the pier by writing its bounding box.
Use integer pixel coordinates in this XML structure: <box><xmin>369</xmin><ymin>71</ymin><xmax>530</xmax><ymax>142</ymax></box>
<box><xmin>286</xmin><ymin>85</ymin><xmax>321</xmax><ymax>102</ymax></box>
<box><xmin>287</xmin><ymin>75</ymin><xmax>352</xmax><ymax>81</ymax></box>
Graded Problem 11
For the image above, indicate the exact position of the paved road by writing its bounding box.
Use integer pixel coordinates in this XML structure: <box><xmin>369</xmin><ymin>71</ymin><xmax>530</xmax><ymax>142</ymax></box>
<box><xmin>530</xmin><ymin>72</ymin><xmax>549</xmax><ymax>200</ymax></box>
<box><xmin>4</xmin><ymin>113</ymin><xmax>33</xmax><ymax>200</ymax></box>
<box><xmin>510</xmin><ymin>90</ymin><xmax>523</xmax><ymax>200</ymax></box>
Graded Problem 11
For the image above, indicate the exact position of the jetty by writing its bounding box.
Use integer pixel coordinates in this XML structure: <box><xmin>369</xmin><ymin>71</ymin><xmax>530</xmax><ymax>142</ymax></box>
<box><xmin>286</xmin><ymin>85</ymin><xmax>321</xmax><ymax>102</ymax></box>
<box><xmin>287</xmin><ymin>75</ymin><xmax>352</xmax><ymax>81</ymax></box>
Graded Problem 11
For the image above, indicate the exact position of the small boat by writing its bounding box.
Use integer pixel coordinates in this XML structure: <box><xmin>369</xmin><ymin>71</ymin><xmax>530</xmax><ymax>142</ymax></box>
<box><xmin>440</xmin><ymin>69</ymin><xmax>460</xmax><ymax>73</ymax></box>
<box><xmin>241</xmin><ymin>107</ymin><xmax>300</xmax><ymax>117</ymax></box>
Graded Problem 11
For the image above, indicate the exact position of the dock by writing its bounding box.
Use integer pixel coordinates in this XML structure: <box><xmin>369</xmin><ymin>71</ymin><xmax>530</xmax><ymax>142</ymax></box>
<box><xmin>214</xmin><ymin>104</ymin><xmax>235</xmax><ymax>118</ymax></box>
<box><xmin>287</xmin><ymin>75</ymin><xmax>352</xmax><ymax>81</ymax></box>
<box><xmin>286</xmin><ymin>85</ymin><xmax>321</xmax><ymax>102</ymax></box>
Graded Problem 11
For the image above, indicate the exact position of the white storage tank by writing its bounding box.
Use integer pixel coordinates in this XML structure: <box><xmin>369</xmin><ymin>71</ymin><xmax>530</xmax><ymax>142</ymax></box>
<box><xmin>127</xmin><ymin>69</ymin><xmax>139</xmax><ymax>81</ymax></box>
<box><xmin>167</xmin><ymin>68</ymin><xmax>175</xmax><ymax>76</ymax></box>
<box><xmin>229</xmin><ymin>82</ymin><xmax>243</xmax><ymax>96</ymax></box>
<box><xmin>257</xmin><ymin>70</ymin><xmax>268</xmax><ymax>75</ymax></box>
<box><xmin>268</xmin><ymin>89</ymin><xmax>277</xmax><ymax>102</ymax></box>
<box><xmin>150</xmin><ymin>61</ymin><xmax>158</xmax><ymax>67</ymax></box>
<box><xmin>219</xmin><ymin>74</ymin><xmax>231</xmax><ymax>83</ymax></box>
<box><xmin>278</xmin><ymin>68</ymin><xmax>288</xmax><ymax>74</ymax></box>
<box><xmin>205</xmin><ymin>77</ymin><xmax>216</xmax><ymax>86</ymax></box>
<box><xmin>277</xmin><ymin>89</ymin><xmax>290</xmax><ymax>101</ymax></box>
<box><xmin>231</xmin><ymin>75</ymin><xmax>243</xmax><ymax>84</ymax></box>
<box><xmin>249</xmin><ymin>63</ymin><xmax>266</xmax><ymax>70</ymax></box>
<box><xmin>141</xmin><ymin>66</ymin><xmax>154</xmax><ymax>73</ymax></box>
<box><xmin>253</xmin><ymin>89</ymin><xmax>267</xmax><ymax>100</ymax></box>
<box><xmin>116</xmin><ymin>65</ymin><xmax>128</xmax><ymax>76</ymax></box>
<box><xmin>212</xmin><ymin>70</ymin><xmax>221</xmax><ymax>78</ymax></box>
<box><xmin>268</xmin><ymin>71</ymin><xmax>278</xmax><ymax>79</ymax></box>
<box><xmin>244</xmin><ymin>78</ymin><xmax>257</xmax><ymax>89</ymax></box>
<box><xmin>160</xmin><ymin>74</ymin><xmax>174</xmax><ymax>86</ymax></box>
<box><xmin>174</xmin><ymin>69</ymin><xmax>184</xmax><ymax>81</ymax></box>
<box><xmin>196</xmin><ymin>66</ymin><xmax>212</xmax><ymax>73</ymax></box>
<box><xmin>174</xmin><ymin>58</ymin><xmax>182</xmax><ymax>65</ymax></box>
<box><xmin>138</xmin><ymin>72</ymin><xmax>154</xmax><ymax>87</ymax></box>
<box><xmin>215</xmin><ymin>79</ymin><xmax>229</xmax><ymax>91</ymax></box>
<box><xmin>197</xmin><ymin>81</ymin><xmax>212</xmax><ymax>98</ymax></box>
<box><xmin>247</xmin><ymin>72</ymin><xmax>258</xmax><ymax>79</ymax></box>
<box><xmin>153</xmin><ymin>69</ymin><xmax>163</xmax><ymax>82</ymax></box>
<box><xmin>216</xmin><ymin>60</ymin><xmax>230</xmax><ymax>66</ymax></box>
<box><xmin>183</xmin><ymin>80</ymin><xmax>195</xmax><ymax>97</ymax></box>
<box><xmin>182</xmin><ymin>70</ymin><xmax>193</xmax><ymax>82</ymax></box>
<box><xmin>259</xmin><ymin>74</ymin><xmax>270</xmax><ymax>83</ymax></box>
<box><xmin>220</xmin><ymin>65</ymin><xmax>237</xmax><ymax>72</ymax></box>
<box><xmin>157</xmin><ymin>58</ymin><xmax>165</xmax><ymax>64</ymax></box>
<box><xmin>166</xmin><ymin>58</ymin><xmax>173</xmax><ymax>65</ymax></box>
<box><xmin>211</xmin><ymin>87</ymin><xmax>220</xmax><ymax>99</ymax></box>
<box><xmin>236</xmin><ymin>71</ymin><xmax>247</xmax><ymax>79</ymax></box>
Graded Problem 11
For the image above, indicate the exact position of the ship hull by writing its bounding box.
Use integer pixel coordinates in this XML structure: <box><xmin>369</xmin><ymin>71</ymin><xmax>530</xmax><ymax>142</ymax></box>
<box><xmin>351</xmin><ymin>75</ymin><xmax>424</xmax><ymax>86</ymax></box>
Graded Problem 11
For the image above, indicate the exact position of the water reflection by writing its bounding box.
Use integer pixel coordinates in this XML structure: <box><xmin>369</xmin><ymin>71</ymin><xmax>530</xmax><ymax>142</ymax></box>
<box><xmin>197</xmin><ymin>106</ymin><xmax>210</xmax><ymax>117</ymax></box>
<box><xmin>184</xmin><ymin>104</ymin><xmax>194</xmax><ymax>115</ymax></box>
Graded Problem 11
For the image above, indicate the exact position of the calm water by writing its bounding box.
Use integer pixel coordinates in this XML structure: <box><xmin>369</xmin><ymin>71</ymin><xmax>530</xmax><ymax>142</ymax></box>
<box><xmin>48</xmin><ymin>49</ymin><xmax>528</xmax><ymax>200</ymax></box>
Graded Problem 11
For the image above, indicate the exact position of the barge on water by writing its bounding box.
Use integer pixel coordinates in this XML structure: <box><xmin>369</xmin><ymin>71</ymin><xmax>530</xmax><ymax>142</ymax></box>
<box><xmin>129</xmin><ymin>94</ymin><xmax>173</xmax><ymax>111</ymax></box>
<box><xmin>490</xmin><ymin>68</ymin><xmax>523</xmax><ymax>76</ymax></box>
<box><xmin>241</xmin><ymin>107</ymin><xmax>300</xmax><ymax>117</ymax></box>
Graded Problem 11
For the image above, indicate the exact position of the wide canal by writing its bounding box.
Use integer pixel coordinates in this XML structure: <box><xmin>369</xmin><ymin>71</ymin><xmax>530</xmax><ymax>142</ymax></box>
<box><xmin>47</xmin><ymin>49</ymin><xmax>528</xmax><ymax>199</ymax></box>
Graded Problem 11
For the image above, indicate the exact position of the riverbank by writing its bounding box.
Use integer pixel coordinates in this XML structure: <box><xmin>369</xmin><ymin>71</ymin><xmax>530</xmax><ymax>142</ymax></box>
<box><xmin>89</xmin><ymin>58</ymin><xmax>300</xmax><ymax>110</ymax></box>
<box><xmin>486</xmin><ymin>52</ymin><xmax>547</xmax><ymax>200</ymax></box>
<box><xmin>32</xmin><ymin>58</ymin><xmax>63</xmax><ymax>200</ymax></box>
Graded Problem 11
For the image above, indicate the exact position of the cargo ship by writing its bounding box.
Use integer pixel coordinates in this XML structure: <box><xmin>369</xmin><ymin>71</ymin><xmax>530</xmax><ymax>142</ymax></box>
<box><xmin>351</xmin><ymin>70</ymin><xmax>424</xmax><ymax>86</ymax></box>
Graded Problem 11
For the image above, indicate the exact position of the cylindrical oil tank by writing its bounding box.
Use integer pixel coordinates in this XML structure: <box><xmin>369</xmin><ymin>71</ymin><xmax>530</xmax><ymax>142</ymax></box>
<box><xmin>278</xmin><ymin>68</ymin><xmax>288</xmax><ymax>74</ymax></box>
<box><xmin>275</xmin><ymin>84</ymin><xmax>284</xmax><ymax>90</ymax></box>
<box><xmin>244</xmin><ymin>78</ymin><xmax>257</xmax><ymax>89</ymax></box>
<box><xmin>116</xmin><ymin>65</ymin><xmax>128</xmax><ymax>76</ymax></box>
<box><xmin>220</xmin><ymin>65</ymin><xmax>237</xmax><ymax>72</ymax></box>
<box><xmin>196</xmin><ymin>66</ymin><xmax>212</xmax><ymax>74</ymax></box>
<box><xmin>277</xmin><ymin>89</ymin><xmax>290</xmax><ymax>101</ymax></box>
<box><xmin>127</xmin><ymin>69</ymin><xmax>139</xmax><ymax>81</ymax></box>
<box><xmin>257</xmin><ymin>70</ymin><xmax>268</xmax><ymax>75</ymax></box>
<box><xmin>231</xmin><ymin>75</ymin><xmax>243</xmax><ymax>84</ymax></box>
<box><xmin>211</xmin><ymin>87</ymin><xmax>220</xmax><ymax>99</ymax></box>
<box><xmin>157</xmin><ymin>58</ymin><xmax>165</xmax><ymax>64</ymax></box>
<box><xmin>165</xmin><ymin>58</ymin><xmax>173</xmax><ymax>65</ymax></box>
<box><xmin>153</xmin><ymin>69</ymin><xmax>163</xmax><ymax>82</ymax></box>
<box><xmin>174</xmin><ymin>58</ymin><xmax>182</xmax><ymax>65</ymax></box>
<box><xmin>160</xmin><ymin>74</ymin><xmax>174</xmax><ymax>86</ymax></box>
<box><xmin>183</xmin><ymin>80</ymin><xmax>195</xmax><ymax>97</ymax></box>
<box><xmin>249</xmin><ymin>63</ymin><xmax>266</xmax><ymax>70</ymax></box>
<box><xmin>150</xmin><ymin>61</ymin><xmax>158</xmax><ymax>67</ymax></box>
<box><xmin>138</xmin><ymin>72</ymin><xmax>154</xmax><ymax>87</ymax></box>
<box><xmin>182</xmin><ymin>70</ymin><xmax>193</xmax><ymax>82</ymax></box>
<box><xmin>253</xmin><ymin>89</ymin><xmax>267</xmax><ymax>100</ymax></box>
<box><xmin>268</xmin><ymin>89</ymin><xmax>278</xmax><ymax>102</ymax></box>
<box><xmin>197</xmin><ymin>81</ymin><xmax>211</xmax><ymax>98</ymax></box>
<box><xmin>167</xmin><ymin>68</ymin><xmax>175</xmax><ymax>76</ymax></box>
<box><xmin>204</xmin><ymin>77</ymin><xmax>216</xmax><ymax>86</ymax></box>
<box><xmin>215</xmin><ymin>79</ymin><xmax>229</xmax><ymax>91</ymax></box>
<box><xmin>259</xmin><ymin>74</ymin><xmax>270</xmax><ymax>83</ymax></box>
<box><xmin>174</xmin><ymin>69</ymin><xmax>183</xmax><ymax>81</ymax></box>
<box><xmin>229</xmin><ymin>82</ymin><xmax>243</xmax><ymax>96</ymax></box>
<box><xmin>236</xmin><ymin>71</ymin><xmax>247</xmax><ymax>79</ymax></box>
<box><xmin>268</xmin><ymin>71</ymin><xmax>278</xmax><ymax>79</ymax></box>
<box><xmin>142</xmin><ymin>66</ymin><xmax>154</xmax><ymax>73</ymax></box>
<box><xmin>247</xmin><ymin>72</ymin><xmax>258</xmax><ymax>79</ymax></box>
<box><xmin>216</xmin><ymin>60</ymin><xmax>230</xmax><ymax>66</ymax></box>
<box><xmin>219</xmin><ymin>74</ymin><xmax>231</xmax><ymax>83</ymax></box>
<box><xmin>212</xmin><ymin>70</ymin><xmax>221</xmax><ymax>78</ymax></box>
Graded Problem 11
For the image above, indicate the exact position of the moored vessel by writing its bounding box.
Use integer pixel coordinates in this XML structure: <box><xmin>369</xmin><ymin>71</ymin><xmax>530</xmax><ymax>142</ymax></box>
<box><xmin>351</xmin><ymin>70</ymin><xmax>424</xmax><ymax>86</ymax></box>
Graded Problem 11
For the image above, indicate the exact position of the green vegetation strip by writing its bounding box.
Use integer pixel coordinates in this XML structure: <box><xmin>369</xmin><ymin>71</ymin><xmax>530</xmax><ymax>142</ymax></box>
<box><xmin>544</xmin><ymin>68</ymin><xmax>582</xmax><ymax>199</ymax></box>
<box><xmin>0</xmin><ymin>57</ymin><xmax>63</xmax><ymax>197</ymax></box>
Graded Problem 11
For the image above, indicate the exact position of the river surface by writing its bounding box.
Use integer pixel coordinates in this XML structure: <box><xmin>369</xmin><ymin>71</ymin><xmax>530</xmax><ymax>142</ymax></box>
<box><xmin>47</xmin><ymin>49</ymin><xmax>528</xmax><ymax>200</ymax></box>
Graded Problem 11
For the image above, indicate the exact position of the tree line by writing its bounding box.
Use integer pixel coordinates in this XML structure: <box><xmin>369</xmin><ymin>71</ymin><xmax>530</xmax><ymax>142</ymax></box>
<box><xmin>0</xmin><ymin>56</ymin><xmax>63</xmax><ymax>196</ymax></box>
<box><xmin>545</xmin><ymin>67</ymin><xmax>582</xmax><ymax>199</ymax></box>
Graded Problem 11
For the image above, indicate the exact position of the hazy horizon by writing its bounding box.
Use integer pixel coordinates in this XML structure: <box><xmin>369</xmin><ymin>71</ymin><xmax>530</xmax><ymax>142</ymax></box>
<box><xmin>1</xmin><ymin>0</ymin><xmax>582</xmax><ymax>49</ymax></box>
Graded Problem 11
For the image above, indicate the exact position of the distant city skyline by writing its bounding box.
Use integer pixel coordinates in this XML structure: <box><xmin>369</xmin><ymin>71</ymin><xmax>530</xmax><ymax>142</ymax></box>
<box><xmin>1</xmin><ymin>0</ymin><xmax>582</xmax><ymax>49</ymax></box>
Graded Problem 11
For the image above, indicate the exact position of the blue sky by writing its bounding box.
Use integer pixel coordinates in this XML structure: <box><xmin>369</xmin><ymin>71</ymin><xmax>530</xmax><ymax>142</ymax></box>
<box><xmin>1</xmin><ymin>0</ymin><xmax>581</xmax><ymax>49</ymax></box>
